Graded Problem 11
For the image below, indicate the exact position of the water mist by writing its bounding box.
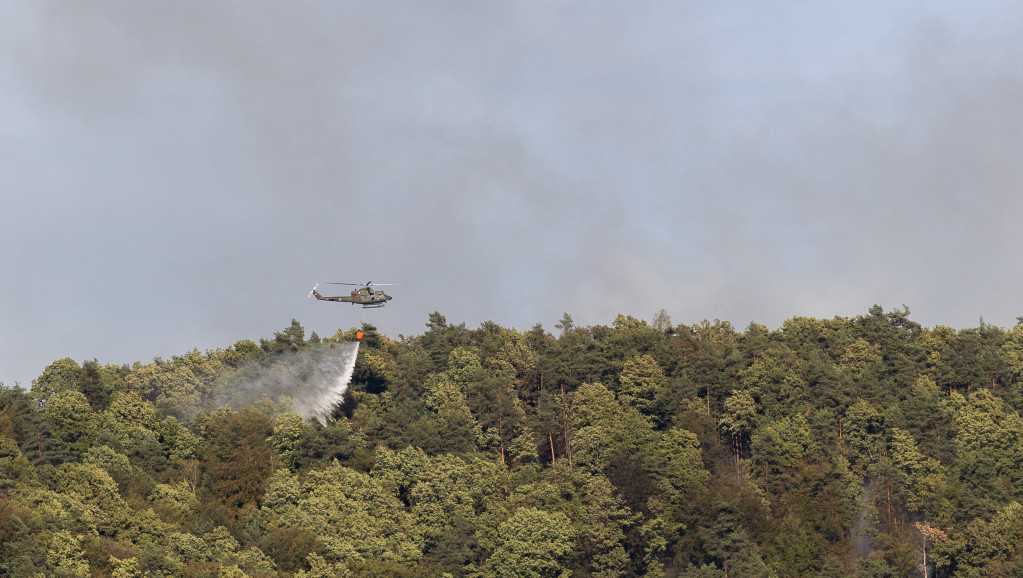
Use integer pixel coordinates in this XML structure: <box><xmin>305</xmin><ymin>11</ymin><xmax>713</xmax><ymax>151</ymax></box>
<box><xmin>216</xmin><ymin>341</ymin><xmax>361</xmax><ymax>424</ymax></box>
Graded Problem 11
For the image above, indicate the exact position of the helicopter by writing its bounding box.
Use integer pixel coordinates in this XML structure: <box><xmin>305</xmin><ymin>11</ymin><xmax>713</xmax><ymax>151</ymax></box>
<box><xmin>308</xmin><ymin>281</ymin><xmax>396</xmax><ymax>308</ymax></box>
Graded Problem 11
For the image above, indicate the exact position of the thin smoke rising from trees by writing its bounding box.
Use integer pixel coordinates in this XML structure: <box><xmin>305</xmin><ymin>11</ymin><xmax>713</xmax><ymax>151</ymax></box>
<box><xmin>215</xmin><ymin>341</ymin><xmax>360</xmax><ymax>424</ymax></box>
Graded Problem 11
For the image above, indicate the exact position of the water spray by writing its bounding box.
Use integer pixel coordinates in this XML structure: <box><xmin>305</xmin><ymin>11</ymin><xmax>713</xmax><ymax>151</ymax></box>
<box><xmin>216</xmin><ymin>338</ymin><xmax>361</xmax><ymax>424</ymax></box>
<box><xmin>298</xmin><ymin>340</ymin><xmax>360</xmax><ymax>423</ymax></box>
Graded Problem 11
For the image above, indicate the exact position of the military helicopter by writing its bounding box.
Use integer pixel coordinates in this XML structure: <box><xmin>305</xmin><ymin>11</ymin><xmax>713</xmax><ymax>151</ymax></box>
<box><xmin>308</xmin><ymin>281</ymin><xmax>396</xmax><ymax>308</ymax></box>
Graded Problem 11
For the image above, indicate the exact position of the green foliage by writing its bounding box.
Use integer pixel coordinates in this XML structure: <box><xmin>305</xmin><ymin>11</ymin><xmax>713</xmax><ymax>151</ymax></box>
<box><xmin>888</xmin><ymin>427</ymin><xmax>948</xmax><ymax>517</ymax></box>
<box><xmin>483</xmin><ymin>507</ymin><xmax>577</xmax><ymax>577</ymax></box>
<box><xmin>45</xmin><ymin>529</ymin><xmax>91</xmax><ymax>577</ymax></box>
<box><xmin>260</xmin><ymin>319</ymin><xmax>308</xmax><ymax>354</ymax></box>
<box><xmin>574</xmin><ymin>474</ymin><xmax>637</xmax><ymax>576</ymax></box>
<box><xmin>934</xmin><ymin>501</ymin><xmax>1023</xmax><ymax>575</ymax></box>
<box><xmin>255</xmin><ymin>460</ymin><xmax>420</xmax><ymax>567</ymax></box>
<box><xmin>267</xmin><ymin>411</ymin><xmax>313</xmax><ymax>470</ymax></box>
<box><xmin>1000</xmin><ymin>323</ymin><xmax>1023</xmax><ymax>382</ymax></box>
<box><xmin>417</xmin><ymin>372</ymin><xmax>484</xmax><ymax>455</ymax></box>
<box><xmin>750</xmin><ymin>414</ymin><xmax>815</xmax><ymax>494</ymax></box>
<box><xmin>689</xmin><ymin>501</ymin><xmax>776</xmax><ymax>577</ymax></box>
<box><xmin>617</xmin><ymin>354</ymin><xmax>667</xmax><ymax>414</ymax></box>
<box><xmin>951</xmin><ymin>388</ymin><xmax>1023</xmax><ymax>517</ymax></box>
<box><xmin>194</xmin><ymin>405</ymin><xmax>279</xmax><ymax>528</ymax></box>
<box><xmin>31</xmin><ymin>358</ymin><xmax>84</xmax><ymax>407</ymax></box>
<box><xmin>568</xmin><ymin>381</ymin><xmax>656</xmax><ymax>487</ymax></box>
<box><xmin>11</xmin><ymin>308</ymin><xmax>1023</xmax><ymax>576</ymax></box>
<box><xmin>844</xmin><ymin>398</ymin><xmax>884</xmax><ymax>475</ymax></box>
<box><xmin>0</xmin><ymin>434</ymin><xmax>37</xmax><ymax>488</ymax></box>
<box><xmin>41</xmin><ymin>389</ymin><xmax>96</xmax><ymax>461</ymax></box>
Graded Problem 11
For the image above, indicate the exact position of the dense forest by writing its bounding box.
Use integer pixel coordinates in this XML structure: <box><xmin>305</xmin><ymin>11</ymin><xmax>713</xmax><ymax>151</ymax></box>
<box><xmin>4</xmin><ymin>306</ymin><xmax>1023</xmax><ymax>577</ymax></box>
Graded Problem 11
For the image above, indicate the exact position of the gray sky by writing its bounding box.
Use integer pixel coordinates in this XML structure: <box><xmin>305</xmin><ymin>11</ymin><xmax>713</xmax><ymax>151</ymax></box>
<box><xmin>3</xmin><ymin>1</ymin><xmax>1023</xmax><ymax>387</ymax></box>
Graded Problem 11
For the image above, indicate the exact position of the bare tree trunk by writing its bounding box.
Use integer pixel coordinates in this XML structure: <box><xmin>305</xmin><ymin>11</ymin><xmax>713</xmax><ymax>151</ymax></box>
<box><xmin>182</xmin><ymin>459</ymin><xmax>201</xmax><ymax>495</ymax></box>
<box><xmin>733</xmin><ymin>435</ymin><xmax>742</xmax><ymax>480</ymax></box>
<box><xmin>561</xmin><ymin>383</ymin><xmax>572</xmax><ymax>468</ymax></box>
<box><xmin>549</xmin><ymin>431</ymin><xmax>557</xmax><ymax>472</ymax></box>
<box><xmin>887</xmin><ymin>485</ymin><xmax>894</xmax><ymax>527</ymax></box>
<box><xmin>498</xmin><ymin>412</ymin><xmax>506</xmax><ymax>466</ymax></box>
<box><xmin>923</xmin><ymin>540</ymin><xmax>928</xmax><ymax>578</ymax></box>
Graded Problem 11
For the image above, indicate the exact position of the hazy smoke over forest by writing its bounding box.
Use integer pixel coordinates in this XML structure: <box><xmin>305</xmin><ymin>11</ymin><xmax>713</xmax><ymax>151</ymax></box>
<box><xmin>216</xmin><ymin>342</ymin><xmax>360</xmax><ymax>424</ymax></box>
<box><xmin>4</xmin><ymin>2</ymin><xmax>1023</xmax><ymax>389</ymax></box>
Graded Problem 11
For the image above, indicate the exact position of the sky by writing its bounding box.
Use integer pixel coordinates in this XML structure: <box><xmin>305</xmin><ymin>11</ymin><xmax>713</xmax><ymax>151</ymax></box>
<box><xmin>3</xmin><ymin>1</ymin><xmax>1023</xmax><ymax>387</ymax></box>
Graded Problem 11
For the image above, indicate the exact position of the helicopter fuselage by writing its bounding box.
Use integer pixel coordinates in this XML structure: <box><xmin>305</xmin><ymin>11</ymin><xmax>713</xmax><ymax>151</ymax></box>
<box><xmin>310</xmin><ymin>285</ymin><xmax>392</xmax><ymax>308</ymax></box>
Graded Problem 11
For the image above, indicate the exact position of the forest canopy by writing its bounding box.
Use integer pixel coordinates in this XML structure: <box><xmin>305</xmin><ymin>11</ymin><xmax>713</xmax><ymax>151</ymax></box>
<box><xmin>3</xmin><ymin>306</ymin><xmax>1023</xmax><ymax>577</ymax></box>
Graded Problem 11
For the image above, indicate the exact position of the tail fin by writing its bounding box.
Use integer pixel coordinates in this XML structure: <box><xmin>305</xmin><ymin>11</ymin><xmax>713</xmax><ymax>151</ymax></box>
<box><xmin>308</xmin><ymin>283</ymin><xmax>323</xmax><ymax>299</ymax></box>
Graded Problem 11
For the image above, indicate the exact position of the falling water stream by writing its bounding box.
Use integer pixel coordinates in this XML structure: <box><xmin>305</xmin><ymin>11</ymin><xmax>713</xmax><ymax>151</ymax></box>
<box><xmin>296</xmin><ymin>341</ymin><xmax>361</xmax><ymax>423</ymax></box>
<box><xmin>216</xmin><ymin>341</ymin><xmax>361</xmax><ymax>424</ymax></box>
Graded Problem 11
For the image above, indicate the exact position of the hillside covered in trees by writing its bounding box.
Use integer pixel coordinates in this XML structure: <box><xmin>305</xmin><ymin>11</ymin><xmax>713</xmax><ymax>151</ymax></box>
<box><xmin>4</xmin><ymin>306</ymin><xmax>1023</xmax><ymax>577</ymax></box>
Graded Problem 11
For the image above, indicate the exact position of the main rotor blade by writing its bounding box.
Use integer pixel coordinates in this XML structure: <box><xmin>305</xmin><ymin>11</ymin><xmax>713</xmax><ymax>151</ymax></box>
<box><xmin>322</xmin><ymin>282</ymin><xmax>403</xmax><ymax>286</ymax></box>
